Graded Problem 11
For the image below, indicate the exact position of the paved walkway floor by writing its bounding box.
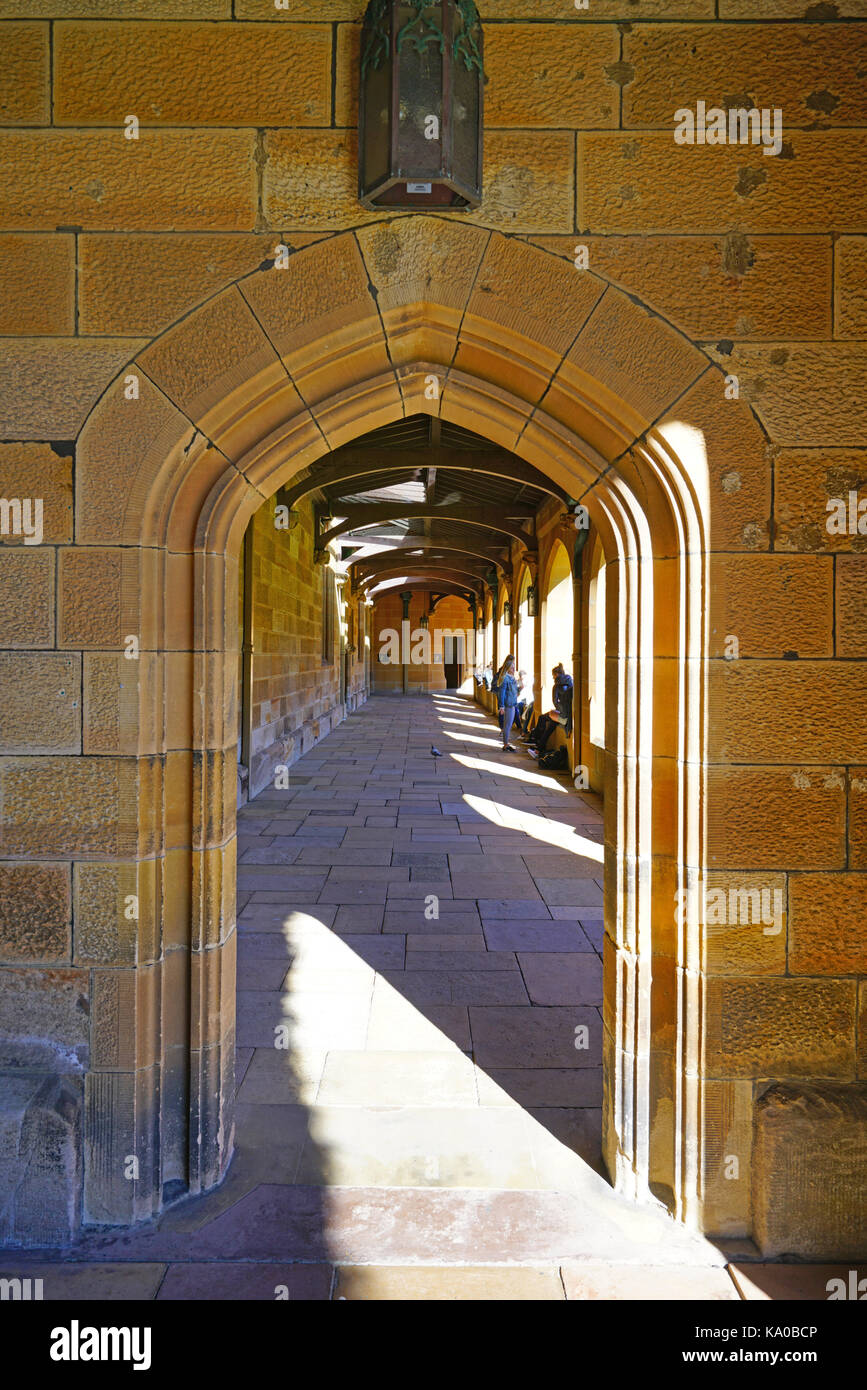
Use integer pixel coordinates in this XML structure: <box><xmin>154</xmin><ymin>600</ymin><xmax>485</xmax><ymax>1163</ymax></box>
<box><xmin>5</xmin><ymin>695</ymin><xmax>857</xmax><ymax>1299</ymax></box>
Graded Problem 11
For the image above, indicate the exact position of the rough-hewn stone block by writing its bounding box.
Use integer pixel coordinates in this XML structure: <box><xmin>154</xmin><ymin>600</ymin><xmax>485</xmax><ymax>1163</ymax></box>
<box><xmin>836</xmin><ymin>556</ymin><xmax>867</xmax><ymax>657</ymax></box>
<box><xmin>0</xmin><ymin>130</ymin><xmax>258</xmax><ymax>230</ymax></box>
<box><xmin>578</xmin><ymin>132</ymin><xmax>867</xmax><ymax>234</ymax></box>
<box><xmin>530</xmin><ymin>234</ymin><xmax>832</xmax><ymax>341</ymax></box>
<box><xmin>336</xmin><ymin>21</ymin><xmax>619</xmax><ymax>129</ymax></box>
<box><xmin>0</xmin><ymin>21</ymin><xmax>49</xmax><ymax>124</ymax></box>
<box><xmin>708</xmin><ymin>765</ymin><xmax>845</xmax><ymax>870</ymax></box>
<box><xmin>775</xmin><ymin>448</ymin><xmax>867</xmax><ymax>554</ymax></box>
<box><xmin>709</xmin><ymin>554</ymin><xmax>833</xmax><ymax>658</ymax></box>
<box><xmin>0</xmin><ymin>862</ymin><xmax>71</xmax><ymax>963</ymax></box>
<box><xmin>705</xmin><ymin>343</ymin><xmax>867</xmax><ymax>448</ymax></box>
<box><xmin>706</xmin><ymin>978</ymin><xmax>855</xmax><ymax>1078</ymax></box>
<box><xmin>658</xmin><ymin>368</ymin><xmax>773</xmax><ymax>552</ymax></box>
<box><xmin>0</xmin><ymin>966</ymin><xmax>89</xmax><ymax>1071</ymax></box>
<box><xmin>0</xmin><ymin>338</ymin><xmax>146</xmax><ymax>439</ymax></box>
<box><xmin>789</xmin><ymin>873</ymin><xmax>867</xmax><ymax>976</ymax></box>
<box><xmin>0</xmin><ymin>443</ymin><xmax>73</xmax><ymax>543</ymax></box>
<box><xmin>0</xmin><ymin>548</ymin><xmax>54</xmax><ymax>648</ymax></box>
<box><xmin>702</xmin><ymin>872</ymin><xmax>787</xmax><ymax>976</ymax></box>
<box><xmin>0</xmin><ymin>0</ymin><xmax>228</xmax><ymax>12</ymax></box>
<box><xmin>73</xmin><ymin>863</ymin><xmax>139</xmax><ymax>967</ymax></box>
<box><xmin>753</xmin><ymin>1082</ymin><xmax>867</xmax><ymax>1259</ymax></box>
<box><xmin>55</xmin><ymin>22</ymin><xmax>331</xmax><ymax>127</ymax></box>
<box><xmin>850</xmin><ymin>769</ymin><xmax>867</xmax><ymax>872</ymax></box>
<box><xmin>0</xmin><ymin>757</ymin><xmax>139</xmax><ymax>858</ymax></box>
<box><xmin>712</xmin><ymin>662</ymin><xmax>867</xmax><ymax>762</ymax></box>
<box><xmin>624</xmin><ymin>25</ymin><xmax>867</xmax><ymax>128</ymax></box>
<box><xmin>0</xmin><ymin>652</ymin><xmax>80</xmax><ymax>754</ymax></box>
<box><xmin>264</xmin><ymin>129</ymin><xmax>574</xmax><ymax>233</ymax></box>
<box><xmin>57</xmin><ymin>547</ymin><xmax>143</xmax><ymax>650</ymax></box>
<box><xmin>835</xmin><ymin>236</ymin><xmax>867</xmax><ymax>339</ymax></box>
<box><xmin>0</xmin><ymin>233</ymin><xmax>74</xmax><ymax>334</ymax></box>
<box><xmin>78</xmin><ymin>232</ymin><xmax>312</xmax><ymax>336</ymax></box>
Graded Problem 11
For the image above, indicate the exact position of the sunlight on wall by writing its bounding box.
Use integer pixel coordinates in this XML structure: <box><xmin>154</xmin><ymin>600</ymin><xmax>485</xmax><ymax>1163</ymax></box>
<box><xmin>543</xmin><ymin>541</ymin><xmax>574</xmax><ymax>686</ymax></box>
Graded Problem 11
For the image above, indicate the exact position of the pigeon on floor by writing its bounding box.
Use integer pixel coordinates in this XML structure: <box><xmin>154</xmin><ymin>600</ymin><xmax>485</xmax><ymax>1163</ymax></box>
<box><xmin>431</xmin><ymin>746</ymin><xmax>443</xmax><ymax>757</ymax></box>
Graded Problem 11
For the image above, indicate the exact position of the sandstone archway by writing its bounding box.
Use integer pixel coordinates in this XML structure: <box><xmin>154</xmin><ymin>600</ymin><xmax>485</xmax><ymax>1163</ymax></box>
<box><xmin>69</xmin><ymin>218</ymin><xmax>769</xmax><ymax>1234</ymax></box>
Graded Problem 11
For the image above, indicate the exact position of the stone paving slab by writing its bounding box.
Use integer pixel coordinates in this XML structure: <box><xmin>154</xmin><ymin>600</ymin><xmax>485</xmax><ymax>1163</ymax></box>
<box><xmin>729</xmin><ymin>1263</ymin><xmax>867</xmax><ymax>1300</ymax></box>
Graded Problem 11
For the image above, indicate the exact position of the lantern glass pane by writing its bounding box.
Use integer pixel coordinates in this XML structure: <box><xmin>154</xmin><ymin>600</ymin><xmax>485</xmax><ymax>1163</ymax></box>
<box><xmin>396</xmin><ymin>2</ymin><xmax>444</xmax><ymax>177</ymax></box>
<box><xmin>451</xmin><ymin>38</ymin><xmax>480</xmax><ymax>194</ymax></box>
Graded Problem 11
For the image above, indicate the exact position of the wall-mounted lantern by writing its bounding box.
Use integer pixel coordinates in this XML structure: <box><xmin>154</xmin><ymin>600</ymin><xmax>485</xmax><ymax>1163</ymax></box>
<box><xmin>526</xmin><ymin>585</ymin><xmax>537</xmax><ymax>618</ymax></box>
<box><xmin>358</xmin><ymin>0</ymin><xmax>484</xmax><ymax>211</ymax></box>
<box><xmin>502</xmin><ymin>600</ymin><xmax>512</xmax><ymax>626</ymax></box>
<box><xmin>419</xmin><ymin>612</ymin><xmax>429</xmax><ymax>630</ymax></box>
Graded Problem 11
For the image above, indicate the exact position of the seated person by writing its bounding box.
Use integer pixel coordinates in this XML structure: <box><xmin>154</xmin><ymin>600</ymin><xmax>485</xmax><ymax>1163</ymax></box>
<box><xmin>524</xmin><ymin>663</ymin><xmax>573</xmax><ymax>757</ymax></box>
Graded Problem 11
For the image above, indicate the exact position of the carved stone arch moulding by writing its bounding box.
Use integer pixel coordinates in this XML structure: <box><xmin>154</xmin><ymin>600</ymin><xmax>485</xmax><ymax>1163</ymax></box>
<box><xmin>71</xmin><ymin>219</ymin><xmax>770</xmax><ymax>1235</ymax></box>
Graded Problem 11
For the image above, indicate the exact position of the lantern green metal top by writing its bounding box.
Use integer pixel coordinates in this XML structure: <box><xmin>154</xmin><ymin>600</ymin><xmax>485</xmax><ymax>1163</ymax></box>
<box><xmin>358</xmin><ymin>0</ymin><xmax>485</xmax><ymax>211</ymax></box>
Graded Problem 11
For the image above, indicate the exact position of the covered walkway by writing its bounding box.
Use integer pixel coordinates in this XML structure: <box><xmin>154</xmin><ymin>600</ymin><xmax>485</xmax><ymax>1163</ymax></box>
<box><xmin>14</xmin><ymin>694</ymin><xmax>758</xmax><ymax>1299</ymax></box>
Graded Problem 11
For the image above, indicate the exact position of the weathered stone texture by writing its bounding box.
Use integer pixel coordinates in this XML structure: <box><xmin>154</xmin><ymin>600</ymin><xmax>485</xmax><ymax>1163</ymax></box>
<box><xmin>624</xmin><ymin>25</ymin><xmax>867</xmax><ymax>128</ymax></box>
<box><xmin>709</xmin><ymin>554</ymin><xmax>833</xmax><ymax>658</ymax></box>
<box><xmin>0</xmin><ymin>234</ymin><xmax>75</xmax><ymax>334</ymax></box>
<box><xmin>789</xmin><ymin>874</ymin><xmax>867</xmax><ymax>976</ymax></box>
<box><xmin>0</xmin><ymin>966</ymin><xmax>89</xmax><ymax>1072</ymax></box>
<box><xmin>835</xmin><ymin>556</ymin><xmax>867</xmax><ymax>658</ymax></box>
<box><xmin>706</xmin><ymin>978</ymin><xmax>855</xmax><ymax>1078</ymax></box>
<box><xmin>0</xmin><ymin>863</ymin><xmax>71</xmax><ymax>963</ymax></box>
<box><xmin>753</xmin><ymin>1083</ymin><xmax>867</xmax><ymax>1259</ymax></box>
<box><xmin>704</xmin><ymin>344</ymin><xmax>867</xmax><ymax>448</ymax></box>
<box><xmin>0</xmin><ymin>757</ymin><xmax>137</xmax><ymax>858</ymax></box>
<box><xmin>712</xmin><ymin>663</ymin><xmax>867</xmax><ymax>762</ymax></box>
<box><xmin>0</xmin><ymin>443</ymin><xmax>73</xmax><ymax>543</ymax></box>
<box><xmin>775</xmin><ymin>449</ymin><xmax>867</xmax><ymax>554</ymax></box>
<box><xmin>708</xmin><ymin>766</ymin><xmax>845</xmax><ymax>870</ymax></box>
<box><xmin>835</xmin><ymin>237</ymin><xmax>867</xmax><ymax>339</ymax></box>
<box><xmin>0</xmin><ymin>339</ymin><xmax>146</xmax><ymax>439</ymax></box>
<box><xmin>0</xmin><ymin>131</ymin><xmax>258</xmax><ymax>230</ymax></box>
<box><xmin>73</xmin><ymin>863</ymin><xmax>138</xmax><ymax>967</ymax></box>
<box><xmin>264</xmin><ymin>129</ymin><xmax>574</xmax><ymax>232</ymax></box>
<box><xmin>0</xmin><ymin>21</ymin><xmax>49</xmax><ymax>125</ymax></box>
<box><xmin>578</xmin><ymin>133</ymin><xmax>867</xmax><ymax>234</ymax></box>
<box><xmin>0</xmin><ymin>1075</ymin><xmax>81</xmax><ymax>1247</ymax></box>
<box><xmin>0</xmin><ymin>652</ymin><xmax>80</xmax><ymax>753</ymax></box>
<box><xmin>78</xmin><ymin>233</ymin><xmax>315</xmax><ymax>336</ymax></box>
<box><xmin>0</xmin><ymin>548</ymin><xmax>54</xmax><ymax>648</ymax></box>
<box><xmin>54</xmin><ymin>22</ymin><xmax>332</xmax><ymax>127</ymax></box>
<box><xmin>531</xmin><ymin>234</ymin><xmax>832</xmax><ymax>342</ymax></box>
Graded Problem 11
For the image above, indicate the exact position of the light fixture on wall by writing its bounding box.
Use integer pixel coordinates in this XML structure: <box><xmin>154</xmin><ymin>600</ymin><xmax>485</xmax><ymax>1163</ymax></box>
<box><xmin>419</xmin><ymin>613</ymin><xmax>429</xmax><ymax>629</ymax></box>
<box><xmin>358</xmin><ymin>0</ymin><xmax>484</xmax><ymax>210</ymax></box>
<box><xmin>526</xmin><ymin>585</ymin><xmax>537</xmax><ymax>617</ymax></box>
<box><xmin>502</xmin><ymin>600</ymin><xmax>512</xmax><ymax>625</ymax></box>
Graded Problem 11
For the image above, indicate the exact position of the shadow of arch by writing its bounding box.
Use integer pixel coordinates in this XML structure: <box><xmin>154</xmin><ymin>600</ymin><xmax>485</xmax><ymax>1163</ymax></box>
<box><xmin>72</xmin><ymin>217</ymin><xmax>773</xmax><ymax>1236</ymax></box>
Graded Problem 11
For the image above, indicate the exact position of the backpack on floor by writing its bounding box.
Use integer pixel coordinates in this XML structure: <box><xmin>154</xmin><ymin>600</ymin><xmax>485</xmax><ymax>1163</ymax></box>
<box><xmin>539</xmin><ymin>746</ymin><xmax>569</xmax><ymax>771</ymax></box>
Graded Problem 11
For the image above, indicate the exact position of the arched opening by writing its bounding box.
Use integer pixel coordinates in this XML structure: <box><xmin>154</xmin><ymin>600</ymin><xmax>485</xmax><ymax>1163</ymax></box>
<box><xmin>516</xmin><ymin>565</ymin><xmax>535</xmax><ymax>726</ymax></box>
<box><xmin>35</xmin><ymin>222</ymin><xmax>754</xmax><ymax>1257</ymax></box>
<box><xmin>586</xmin><ymin>536</ymin><xmax>607</xmax><ymax>792</ymax></box>
<box><xmin>541</xmin><ymin>540</ymin><xmax>575</xmax><ymax>734</ymax></box>
<box><xmin>497</xmin><ymin>585</ymin><xmax>512</xmax><ymax>677</ymax></box>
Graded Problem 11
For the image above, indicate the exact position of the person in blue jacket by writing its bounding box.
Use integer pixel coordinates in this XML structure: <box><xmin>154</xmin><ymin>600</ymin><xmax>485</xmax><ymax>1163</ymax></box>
<box><xmin>496</xmin><ymin>655</ymin><xmax>520</xmax><ymax>752</ymax></box>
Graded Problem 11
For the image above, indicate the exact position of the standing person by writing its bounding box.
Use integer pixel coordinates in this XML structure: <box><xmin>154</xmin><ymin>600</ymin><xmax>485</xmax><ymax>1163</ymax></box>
<box><xmin>496</xmin><ymin>655</ymin><xmax>520</xmax><ymax>752</ymax></box>
<box><xmin>524</xmin><ymin>662</ymin><xmax>573</xmax><ymax>757</ymax></box>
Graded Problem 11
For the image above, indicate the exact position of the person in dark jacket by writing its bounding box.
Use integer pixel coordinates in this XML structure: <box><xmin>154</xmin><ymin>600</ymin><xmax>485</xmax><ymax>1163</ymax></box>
<box><xmin>496</xmin><ymin>655</ymin><xmax>520</xmax><ymax>752</ymax></box>
<box><xmin>524</xmin><ymin>664</ymin><xmax>573</xmax><ymax>757</ymax></box>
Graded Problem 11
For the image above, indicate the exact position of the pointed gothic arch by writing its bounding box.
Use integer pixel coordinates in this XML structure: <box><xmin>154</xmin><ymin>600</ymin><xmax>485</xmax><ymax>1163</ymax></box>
<box><xmin>66</xmin><ymin>217</ymin><xmax>773</xmax><ymax>1235</ymax></box>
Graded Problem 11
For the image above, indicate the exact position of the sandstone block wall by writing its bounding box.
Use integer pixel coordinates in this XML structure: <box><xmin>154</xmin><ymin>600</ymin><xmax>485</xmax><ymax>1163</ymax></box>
<box><xmin>0</xmin><ymin>0</ymin><xmax>864</xmax><ymax>1253</ymax></box>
